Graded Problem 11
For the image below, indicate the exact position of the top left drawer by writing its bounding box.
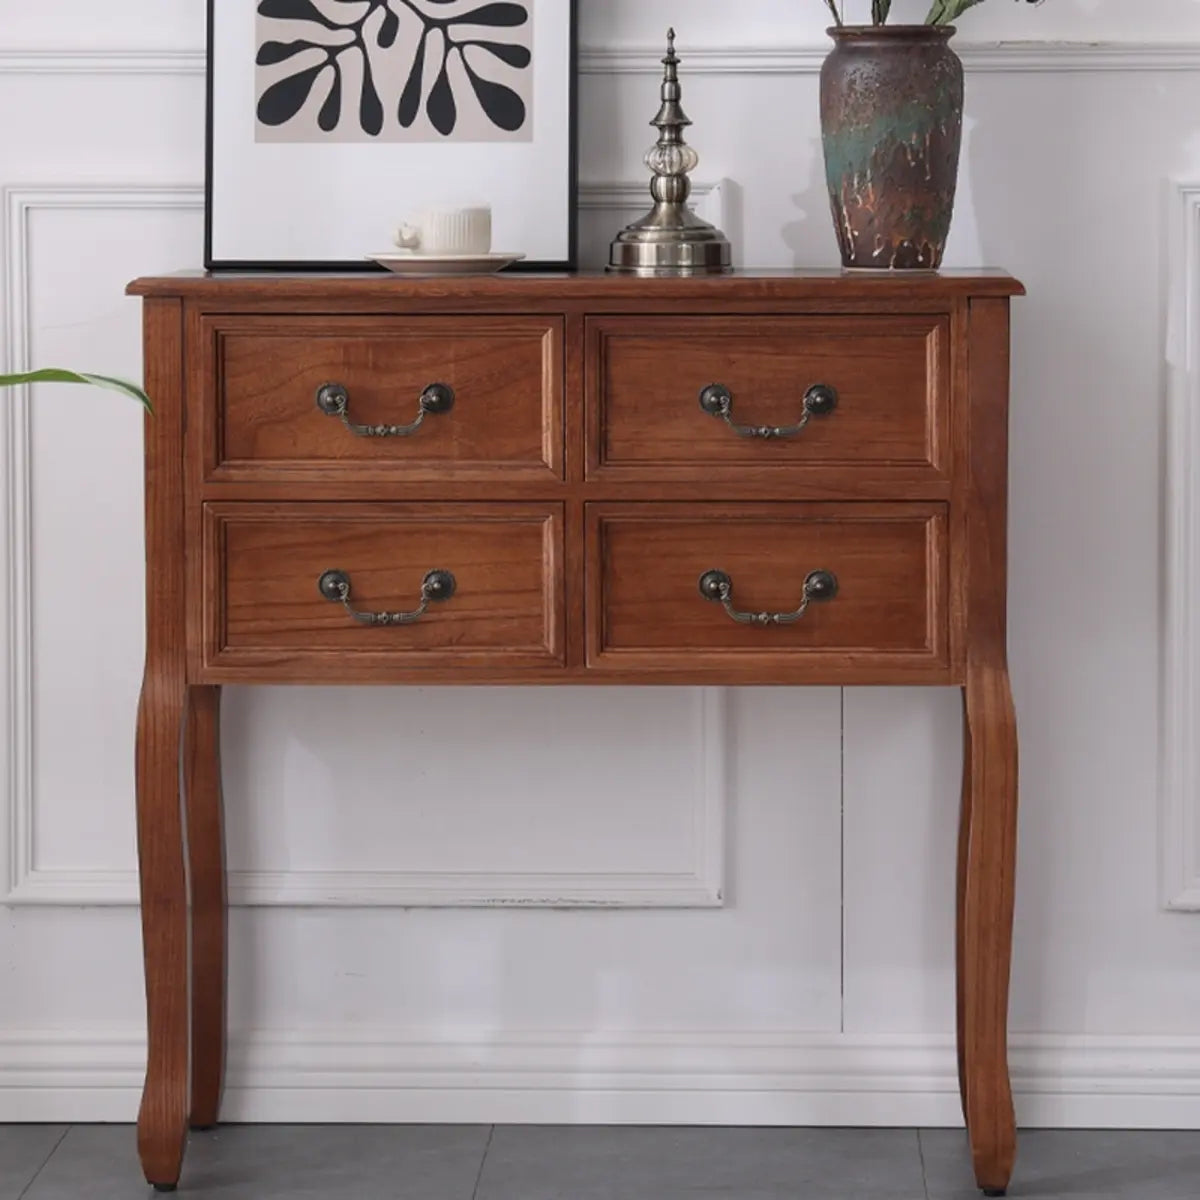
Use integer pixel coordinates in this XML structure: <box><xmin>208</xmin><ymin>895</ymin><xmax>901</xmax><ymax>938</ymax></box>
<box><xmin>200</xmin><ymin>315</ymin><xmax>564</xmax><ymax>483</ymax></box>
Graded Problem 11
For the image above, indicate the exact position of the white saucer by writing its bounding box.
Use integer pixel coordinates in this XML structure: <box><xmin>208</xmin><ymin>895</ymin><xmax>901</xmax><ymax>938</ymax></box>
<box><xmin>367</xmin><ymin>251</ymin><xmax>526</xmax><ymax>276</ymax></box>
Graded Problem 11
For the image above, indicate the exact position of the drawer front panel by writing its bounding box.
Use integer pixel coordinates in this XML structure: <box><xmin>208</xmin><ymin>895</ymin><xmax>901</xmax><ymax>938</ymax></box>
<box><xmin>589</xmin><ymin>316</ymin><xmax>947</xmax><ymax>479</ymax></box>
<box><xmin>206</xmin><ymin>316</ymin><xmax>563</xmax><ymax>480</ymax></box>
<box><xmin>588</xmin><ymin>504</ymin><xmax>947</xmax><ymax>672</ymax></box>
<box><xmin>205</xmin><ymin>504</ymin><xmax>563</xmax><ymax>671</ymax></box>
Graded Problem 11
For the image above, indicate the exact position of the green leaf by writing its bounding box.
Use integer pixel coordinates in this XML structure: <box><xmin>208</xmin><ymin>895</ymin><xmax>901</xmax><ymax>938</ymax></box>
<box><xmin>926</xmin><ymin>0</ymin><xmax>985</xmax><ymax>23</ymax></box>
<box><xmin>872</xmin><ymin>0</ymin><xmax>892</xmax><ymax>23</ymax></box>
<box><xmin>0</xmin><ymin>368</ymin><xmax>153</xmax><ymax>413</ymax></box>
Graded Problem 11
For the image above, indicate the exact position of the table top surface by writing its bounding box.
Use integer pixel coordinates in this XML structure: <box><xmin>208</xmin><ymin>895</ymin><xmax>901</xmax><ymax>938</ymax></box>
<box><xmin>127</xmin><ymin>267</ymin><xmax>1026</xmax><ymax>301</ymax></box>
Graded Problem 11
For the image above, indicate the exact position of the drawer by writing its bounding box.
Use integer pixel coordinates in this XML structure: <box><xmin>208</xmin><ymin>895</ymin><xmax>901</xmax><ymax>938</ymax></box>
<box><xmin>587</xmin><ymin>503</ymin><xmax>948</xmax><ymax>678</ymax></box>
<box><xmin>203</xmin><ymin>504</ymin><xmax>563</xmax><ymax>674</ymax></box>
<box><xmin>202</xmin><ymin>316</ymin><xmax>563</xmax><ymax>481</ymax></box>
<box><xmin>587</xmin><ymin>316</ymin><xmax>948</xmax><ymax>481</ymax></box>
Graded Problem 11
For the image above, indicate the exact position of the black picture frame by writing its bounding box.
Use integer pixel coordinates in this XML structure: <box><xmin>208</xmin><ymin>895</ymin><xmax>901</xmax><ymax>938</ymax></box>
<box><xmin>205</xmin><ymin>0</ymin><xmax>578</xmax><ymax>272</ymax></box>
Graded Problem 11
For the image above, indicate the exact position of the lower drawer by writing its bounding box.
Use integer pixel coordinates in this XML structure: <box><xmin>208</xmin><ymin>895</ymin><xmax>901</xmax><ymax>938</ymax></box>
<box><xmin>587</xmin><ymin>503</ymin><xmax>948</xmax><ymax>676</ymax></box>
<box><xmin>203</xmin><ymin>503</ymin><xmax>564</xmax><ymax>673</ymax></box>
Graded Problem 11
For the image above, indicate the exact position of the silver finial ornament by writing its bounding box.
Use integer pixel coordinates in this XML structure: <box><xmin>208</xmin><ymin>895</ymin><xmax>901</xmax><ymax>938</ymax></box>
<box><xmin>607</xmin><ymin>29</ymin><xmax>732</xmax><ymax>275</ymax></box>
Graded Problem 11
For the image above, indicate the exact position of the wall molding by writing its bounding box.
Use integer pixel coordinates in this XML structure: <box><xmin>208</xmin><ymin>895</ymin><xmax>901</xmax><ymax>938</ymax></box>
<box><xmin>6</xmin><ymin>1026</ymin><xmax>1200</xmax><ymax>1127</ymax></box>
<box><xmin>0</xmin><ymin>49</ymin><xmax>206</xmax><ymax>76</ymax></box>
<box><xmin>579</xmin><ymin>181</ymin><xmax>711</xmax><ymax>211</ymax></box>
<box><xmin>583</xmin><ymin>41</ymin><xmax>1200</xmax><ymax>76</ymax></box>
<box><xmin>3</xmin><ymin>42</ymin><xmax>1200</xmax><ymax>79</ymax></box>
<box><xmin>1162</xmin><ymin>181</ymin><xmax>1200</xmax><ymax>912</ymax></box>
<box><xmin>0</xmin><ymin>184</ymin><xmax>204</xmax><ymax>908</ymax></box>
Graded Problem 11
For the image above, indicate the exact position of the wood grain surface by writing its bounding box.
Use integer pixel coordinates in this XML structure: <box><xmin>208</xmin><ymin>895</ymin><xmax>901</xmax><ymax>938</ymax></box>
<box><xmin>208</xmin><ymin>315</ymin><xmax>563</xmax><ymax>482</ymax></box>
<box><xmin>134</xmin><ymin>297</ymin><xmax>189</xmax><ymax>1190</ymax></box>
<box><xmin>589</xmin><ymin>315</ymin><xmax>947</xmax><ymax>480</ymax></box>
<box><xmin>956</xmin><ymin>297</ymin><xmax>1019</xmax><ymax>1195</ymax></box>
<box><xmin>183</xmin><ymin>685</ymin><xmax>225</xmax><ymax>1132</ymax></box>
<box><xmin>588</xmin><ymin>503</ymin><xmax>947</xmax><ymax>674</ymax></box>
<box><xmin>208</xmin><ymin>503</ymin><xmax>563</xmax><ymax>671</ymax></box>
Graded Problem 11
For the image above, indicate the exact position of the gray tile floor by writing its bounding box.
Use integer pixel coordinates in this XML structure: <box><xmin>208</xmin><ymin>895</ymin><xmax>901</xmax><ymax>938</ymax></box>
<box><xmin>3</xmin><ymin>1125</ymin><xmax>1199</xmax><ymax>1199</ymax></box>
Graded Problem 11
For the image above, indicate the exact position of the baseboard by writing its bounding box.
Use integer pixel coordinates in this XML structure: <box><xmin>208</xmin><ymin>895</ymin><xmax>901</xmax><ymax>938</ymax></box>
<box><xmin>5</xmin><ymin>1028</ymin><xmax>1200</xmax><ymax>1128</ymax></box>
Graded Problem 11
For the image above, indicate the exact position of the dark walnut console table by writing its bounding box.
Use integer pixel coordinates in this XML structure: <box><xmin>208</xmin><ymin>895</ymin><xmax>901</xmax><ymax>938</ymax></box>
<box><xmin>127</xmin><ymin>269</ymin><xmax>1024</xmax><ymax>1195</ymax></box>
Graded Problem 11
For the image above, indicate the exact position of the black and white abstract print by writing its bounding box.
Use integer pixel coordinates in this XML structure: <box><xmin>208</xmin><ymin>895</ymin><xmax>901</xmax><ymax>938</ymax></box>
<box><xmin>255</xmin><ymin>0</ymin><xmax>534</xmax><ymax>143</ymax></box>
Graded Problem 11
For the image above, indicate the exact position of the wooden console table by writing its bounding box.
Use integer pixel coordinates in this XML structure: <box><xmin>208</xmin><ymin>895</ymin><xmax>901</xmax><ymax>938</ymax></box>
<box><xmin>127</xmin><ymin>269</ymin><xmax>1024</xmax><ymax>1195</ymax></box>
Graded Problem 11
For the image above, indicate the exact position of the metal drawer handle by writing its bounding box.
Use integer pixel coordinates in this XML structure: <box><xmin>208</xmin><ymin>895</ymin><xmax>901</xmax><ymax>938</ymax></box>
<box><xmin>698</xmin><ymin>568</ymin><xmax>838</xmax><ymax>626</ymax></box>
<box><xmin>698</xmin><ymin>382</ymin><xmax>837</xmax><ymax>440</ymax></box>
<box><xmin>318</xmin><ymin>568</ymin><xmax>456</xmax><ymax>626</ymax></box>
<box><xmin>316</xmin><ymin>381</ymin><xmax>454</xmax><ymax>438</ymax></box>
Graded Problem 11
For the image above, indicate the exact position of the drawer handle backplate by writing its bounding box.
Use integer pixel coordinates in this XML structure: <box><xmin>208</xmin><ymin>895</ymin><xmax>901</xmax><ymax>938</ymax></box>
<box><xmin>698</xmin><ymin>383</ymin><xmax>837</xmax><ymax>440</ymax></box>
<box><xmin>318</xmin><ymin>568</ymin><xmax>456</xmax><ymax>626</ymax></box>
<box><xmin>698</xmin><ymin>568</ymin><xmax>838</xmax><ymax>626</ymax></box>
<box><xmin>316</xmin><ymin>381</ymin><xmax>455</xmax><ymax>438</ymax></box>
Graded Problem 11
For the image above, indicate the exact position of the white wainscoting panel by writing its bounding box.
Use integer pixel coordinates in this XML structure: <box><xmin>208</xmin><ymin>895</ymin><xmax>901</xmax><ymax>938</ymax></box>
<box><xmin>1</xmin><ymin>184</ymin><xmax>202</xmax><ymax>905</ymax></box>
<box><xmin>1163</xmin><ymin>181</ymin><xmax>1200</xmax><ymax>912</ymax></box>
<box><xmin>212</xmin><ymin>686</ymin><xmax>728</xmax><ymax>908</ymax></box>
<box><xmin>0</xmin><ymin>181</ymin><xmax>728</xmax><ymax>909</ymax></box>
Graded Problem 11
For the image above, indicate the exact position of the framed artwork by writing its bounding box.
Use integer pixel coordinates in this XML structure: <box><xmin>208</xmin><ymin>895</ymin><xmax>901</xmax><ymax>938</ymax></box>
<box><xmin>206</xmin><ymin>0</ymin><xmax>577</xmax><ymax>270</ymax></box>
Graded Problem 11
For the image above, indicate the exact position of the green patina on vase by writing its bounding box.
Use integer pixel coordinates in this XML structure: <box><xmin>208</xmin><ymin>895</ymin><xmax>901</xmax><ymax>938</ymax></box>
<box><xmin>820</xmin><ymin>25</ymin><xmax>964</xmax><ymax>271</ymax></box>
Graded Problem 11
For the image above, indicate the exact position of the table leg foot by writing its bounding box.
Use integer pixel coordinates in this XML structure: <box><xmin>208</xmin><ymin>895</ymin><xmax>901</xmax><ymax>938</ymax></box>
<box><xmin>959</xmin><ymin>663</ymin><xmax>1019</xmax><ymax>1196</ymax></box>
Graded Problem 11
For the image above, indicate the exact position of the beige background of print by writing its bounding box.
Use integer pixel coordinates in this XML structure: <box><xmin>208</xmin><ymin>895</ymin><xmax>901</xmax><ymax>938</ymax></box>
<box><xmin>256</xmin><ymin>0</ymin><xmax>534</xmax><ymax>143</ymax></box>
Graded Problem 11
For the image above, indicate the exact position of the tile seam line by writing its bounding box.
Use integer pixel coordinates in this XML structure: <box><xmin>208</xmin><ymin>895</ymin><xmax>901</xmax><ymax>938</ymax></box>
<box><xmin>471</xmin><ymin>1124</ymin><xmax>496</xmax><ymax>1200</ymax></box>
<box><xmin>16</xmin><ymin>1123</ymin><xmax>70</xmax><ymax>1200</ymax></box>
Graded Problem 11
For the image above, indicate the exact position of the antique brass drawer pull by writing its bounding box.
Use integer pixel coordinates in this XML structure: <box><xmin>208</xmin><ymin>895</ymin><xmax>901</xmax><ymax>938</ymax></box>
<box><xmin>315</xmin><ymin>381</ymin><xmax>455</xmax><ymax>438</ymax></box>
<box><xmin>698</xmin><ymin>382</ymin><xmax>837</xmax><ymax>440</ymax></box>
<box><xmin>318</xmin><ymin>568</ymin><xmax>456</xmax><ymax>626</ymax></box>
<box><xmin>698</xmin><ymin>568</ymin><xmax>838</xmax><ymax>626</ymax></box>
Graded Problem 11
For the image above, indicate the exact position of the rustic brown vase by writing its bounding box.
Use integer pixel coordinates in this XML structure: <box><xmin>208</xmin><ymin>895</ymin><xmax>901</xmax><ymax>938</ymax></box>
<box><xmin>819</xmin><ymin>25</ymin><xmax>964</xmax><ymax>271</ymax></box>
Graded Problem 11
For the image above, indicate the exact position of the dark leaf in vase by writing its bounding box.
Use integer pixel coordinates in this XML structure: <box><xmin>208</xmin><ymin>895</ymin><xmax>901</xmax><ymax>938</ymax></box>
<box><xmin>460</xmin><ymin>52</ymin><xmax>526</xmax><ymax>131</ymax></box>
<box><xmin>258</xmin><ymin>61</ymin><xmax>330</xmax><ymax>125</ymax></box>
<box><xmin>451</xmin><ymin>3</ymin><xmax>529</xmax><ymax>29</ymax></box>
<box><xmin>378</xmin><ymin>7</ymin><xmax>400</xmax><ymax>49</ymax></box>
<box><xmin>427</xmin><ymin>55</ymin><xmax>458</xmax><ymax>136</ymax></box>
<box><xmin>257</xmin><ymin>0</ymin><xmax>338</xmax><ymax>27</ymax></box>
<box><xmin>257</xmin><ymin>40</ymin><xmax>317</xmax><ymax>66</ymax></box>
<box><xmin>397</xmin><ymin>30</ymin><xmax>429</xmax><ymax>128</ymax></box>
<box><xmin>470</xmin><ymin>40</ymin><xmax>531</xmax><ymax>69</ymax></box>
<box><xmin>359</xmin><ymin>45</ymin><xmax>385</xmax><ymax>135</ymax></box>
<box><xmin>317</xmin><ymin>60</ymin><xmax>343</xmax><ymax>131</ymax></box>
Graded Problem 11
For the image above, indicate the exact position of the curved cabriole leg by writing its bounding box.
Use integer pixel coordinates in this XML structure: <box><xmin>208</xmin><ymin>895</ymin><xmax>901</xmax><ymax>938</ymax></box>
<box><xmin>960</xmin><ymin>664</ymin><xmax>1019</xmax><ymax>1197</ymax></box>
<box><xmin>956</xmin><ymin>700</ymin><xmax>973</xmax><ymax>1128</ymax></box>
<box><xmin>135</xmin><ymin>668</ymin><xmax>189</xmax><ymax>1190</ymax></box>
<box><xmin>185</xmin><ymin>685</ymin><xmax>227</xmax><ymax>1131</ymax></box>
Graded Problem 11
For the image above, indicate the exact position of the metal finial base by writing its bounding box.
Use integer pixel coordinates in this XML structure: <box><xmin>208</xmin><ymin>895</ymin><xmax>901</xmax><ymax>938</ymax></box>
<box><xmin>607</xmin><ymin>206</ymin><xmax>732</xmax><ymax>276</ymax></box>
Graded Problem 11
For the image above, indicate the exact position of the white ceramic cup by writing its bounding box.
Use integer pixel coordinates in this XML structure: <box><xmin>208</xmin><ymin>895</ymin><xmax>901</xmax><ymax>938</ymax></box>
<box><xmin>395</xmin><ymin>207</ymin><xmax>492</xmax><ymax>256</ymax></box>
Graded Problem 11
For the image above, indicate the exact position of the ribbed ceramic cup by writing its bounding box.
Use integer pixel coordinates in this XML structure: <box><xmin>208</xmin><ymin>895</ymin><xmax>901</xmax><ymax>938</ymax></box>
<box><xmin>395</xmin><ymin>207</ymin><xmax>493</xmax><ymax>255</ymax></box>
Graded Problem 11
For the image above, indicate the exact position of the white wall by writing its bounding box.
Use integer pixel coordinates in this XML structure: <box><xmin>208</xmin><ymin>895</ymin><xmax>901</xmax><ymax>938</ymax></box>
<box><xmin>3</xmin><ymin>0</ymin><xmax>1200</xmax><ymax>1126</ymax></box>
